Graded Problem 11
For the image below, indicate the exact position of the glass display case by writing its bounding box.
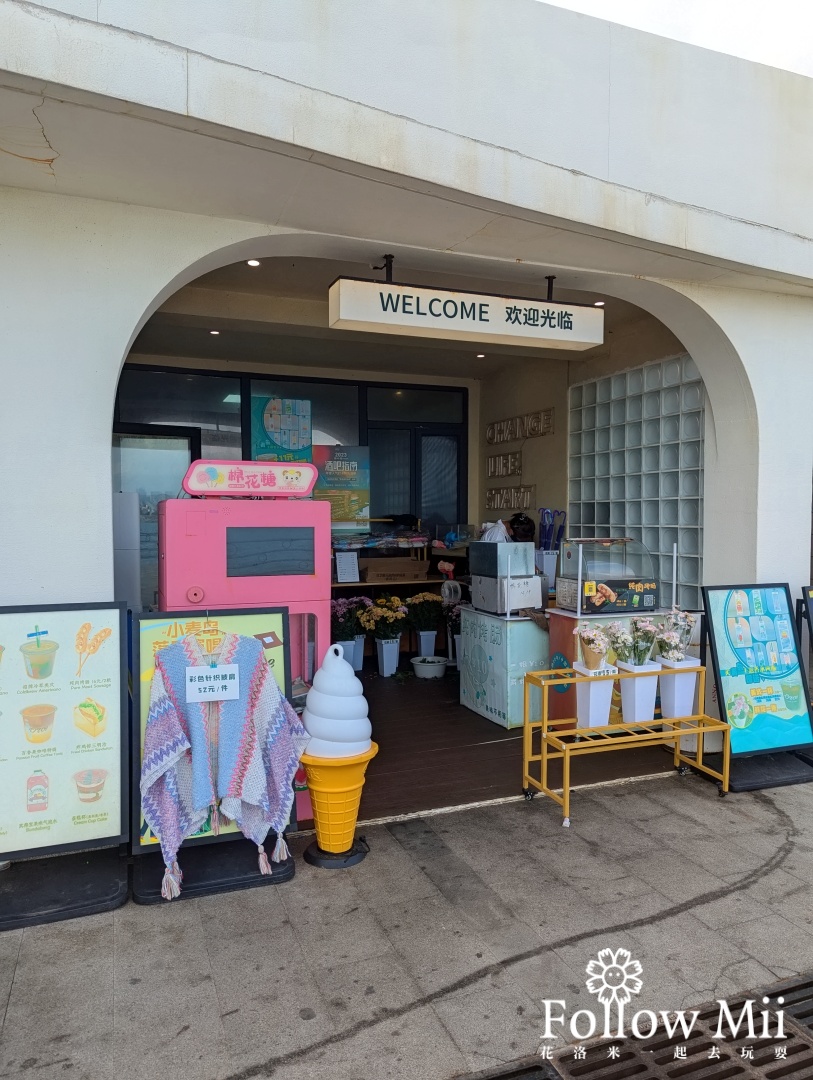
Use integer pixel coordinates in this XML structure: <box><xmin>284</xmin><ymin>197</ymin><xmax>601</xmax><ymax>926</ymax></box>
<box><xmin>555</xmin><ymin>537</ymin><xmax>659</xmax><ymax>614</ymax></box>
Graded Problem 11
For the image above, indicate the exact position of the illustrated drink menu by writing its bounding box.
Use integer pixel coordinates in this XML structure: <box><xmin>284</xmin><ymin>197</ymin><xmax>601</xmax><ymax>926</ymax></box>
<box><xmin>0</xmin><ymin>607</ymin><xmax>123</xmax><ymax>857</ymax></box>
<box><xmin>704</xmin><ymin>587</ymin><xmax>813</xmax><ymax>755</ymax></box>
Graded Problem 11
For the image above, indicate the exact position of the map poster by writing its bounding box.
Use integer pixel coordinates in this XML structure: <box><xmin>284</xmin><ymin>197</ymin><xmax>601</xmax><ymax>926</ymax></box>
<box><xmin>251</xmin><ymin>396</ymin><xmax>313</xmax><ymax>462</ymax></box>
<box><xmin>0</xmin><ymin>602</ymin><xmax>127</xmax><ymax>860</ymax></box>
<box><xmin>132</xmin><ymin>607</ymin><xmax>291</xmax><ymax>853</ymax></box>
<box><xmin>312</xmin><ymin>445</ymin><xmax>370</xmax><ymax>532</ymax></box>
<box><xmin>703</xmin><ymin>584</ymin><xmax>813</xmax><ymax>756</ymax></box>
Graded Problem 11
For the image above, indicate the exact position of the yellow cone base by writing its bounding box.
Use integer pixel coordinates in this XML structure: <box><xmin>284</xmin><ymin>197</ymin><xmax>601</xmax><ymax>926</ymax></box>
<box><xmin>300</xmin><ymin>743</ymin><xmax>379</xmax><ymax>855</ymax></box>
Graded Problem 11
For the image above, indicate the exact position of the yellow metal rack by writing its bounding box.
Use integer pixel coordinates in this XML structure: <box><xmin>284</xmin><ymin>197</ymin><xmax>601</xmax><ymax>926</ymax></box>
<box><xmin>522</xmin><ymin>665</ymin><xmax>731</xmax><ymax>826</ymax></box>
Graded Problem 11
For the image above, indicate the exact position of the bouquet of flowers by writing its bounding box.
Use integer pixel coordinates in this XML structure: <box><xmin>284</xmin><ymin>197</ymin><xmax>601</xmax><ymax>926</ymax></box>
<box><xmin>573</xmin><ymin>624</ymin><xmax>610</xmax><ymax>657</ymax></box>
<box><xmin>330</xmin><ymin>596</ymin><xmax>372</xmax><ymax>640</ymax></box>
<box><xmin>405</xmin><ymin>591</ymin><xmax>444</xmax><ymax>631</ymax></box>
<box><xmin>607</xmin><ymin>617</ymin><xmax>658</xmax><ymax>665</ymax></box>
<box><xmin>663</xmin><ymin>608</ymin><xmax>697</xmax><ymax>652</ymax></box>
<box><xmin>444</xmin><ymin>602</ymin><xmax>462</xmax><ymax>636</ymax></box>
<box><xmin>655</xmin><ymin>628</ymin><xmax>685</xmax><ymax>662</ymax></box>
<box><xmin>358</xmin><ymin>595</ymin><xmax>408</xmax><ymax>639</ymax></box>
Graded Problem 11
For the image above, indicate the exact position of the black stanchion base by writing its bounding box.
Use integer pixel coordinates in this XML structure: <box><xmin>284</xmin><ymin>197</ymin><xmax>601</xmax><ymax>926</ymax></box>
<box><xmin>0</xmin><ymin>847</ymin><xmax>129</xmax><ymax>931</ymax></box>
<box><xmin>132</xmin><ymin>838</ymin><xmax>294</xmax><ymax>904</ymax></box>
<box><xmin>700</xmin><ymin>752</ymin><xmax>813</xmax><ymax>793</ymax></box>
<box><xmin>303</xmin><ymin>839</ymin><xmax>369</xmax><ymax>869</ymax></box>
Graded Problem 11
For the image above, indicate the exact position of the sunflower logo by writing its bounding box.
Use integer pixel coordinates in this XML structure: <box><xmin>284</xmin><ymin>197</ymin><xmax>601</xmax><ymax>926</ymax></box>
<box><xmin>586</xmin><ymin>948</ymin><xmax>643</xmax><ymax>1036</ymax></box>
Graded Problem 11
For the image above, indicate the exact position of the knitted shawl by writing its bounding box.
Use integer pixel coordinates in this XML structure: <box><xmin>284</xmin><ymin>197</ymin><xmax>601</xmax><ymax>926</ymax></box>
<box><xmin>140</xmin><ymin>633</ymin><xmax>309</xmax><ymax>898</ymax></box>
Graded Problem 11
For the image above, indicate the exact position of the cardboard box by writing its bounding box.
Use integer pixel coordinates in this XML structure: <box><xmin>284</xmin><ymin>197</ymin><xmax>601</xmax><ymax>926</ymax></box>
<box><xmin>360</xmin><ymin>557</ymin><xmax>429</xmax><ymax>583</ymax></box>
<box><xmin>471</xmin><ymin>574</ymin><xmax>542</xmax><ymax>614</ymax></box>
<box><xmin>469</xmin><ymin>541</ymin><xmax>535</xmax><ymax>578</ymax></box>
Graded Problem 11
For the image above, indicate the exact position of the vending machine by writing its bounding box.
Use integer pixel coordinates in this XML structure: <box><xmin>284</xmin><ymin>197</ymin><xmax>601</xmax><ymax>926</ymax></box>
<box><xmin>158</xmin><ymin>460</ymin><xmax>332</xmax><ymax>683</ymax></box>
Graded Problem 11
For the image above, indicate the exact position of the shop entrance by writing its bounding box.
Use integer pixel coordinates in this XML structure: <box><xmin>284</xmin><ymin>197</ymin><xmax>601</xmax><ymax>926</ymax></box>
<box><xmin>112</xmin><ymin>254</ymin><xmax>702</xmax><ymax>825</ymax></box>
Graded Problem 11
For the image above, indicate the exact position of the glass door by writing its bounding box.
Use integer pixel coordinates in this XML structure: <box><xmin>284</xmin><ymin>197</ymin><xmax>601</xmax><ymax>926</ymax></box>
<box><xmin>112</xmin><ymin>424</ymin><xmax>201</xmax><ymax>610</ymax></box>
<box><xmin>367</xmin><ymin>425</ymin><xmax>463</xmax><ymax>531</ymax></box>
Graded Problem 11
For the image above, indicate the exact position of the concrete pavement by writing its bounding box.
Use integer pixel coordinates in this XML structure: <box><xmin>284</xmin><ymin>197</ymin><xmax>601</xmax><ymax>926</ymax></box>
<box><xmin>0</xmin><ymin>771</ymin><xmax>809</xmax><ymax>1079</ymax></box>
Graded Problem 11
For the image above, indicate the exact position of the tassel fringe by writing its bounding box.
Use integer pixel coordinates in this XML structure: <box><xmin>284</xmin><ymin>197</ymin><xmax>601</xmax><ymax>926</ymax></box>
<box><xmin>161</xmin><ymin>860</ymin><xmax>182</xmax><ymax>900</ymax></box>
<box><xmin>210</xmin><ymin>807</ymin><xmax>221</xmax><ymax>836</ymax></box>
<box><xmin>272</xmin><ymin>835</ymin><xmax>290</xmax><ymax>863</ymax></box>
<box><xmin>257</xmin><ymin>845</ymin><xmax>272</xmax><ymax>875</ymax></box>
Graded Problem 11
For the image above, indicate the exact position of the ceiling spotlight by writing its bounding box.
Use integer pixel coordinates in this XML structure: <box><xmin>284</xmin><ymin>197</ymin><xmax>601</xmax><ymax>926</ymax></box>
<box><xmin>594</xmin><ymin>300</ymin><xmax>605</xmax><ymax>307</ymax></box>
<box><xmin>476</xmin><ymin>353</ymin><xmax>485</xmax><ymax>358</ymax></box>
<box><xmin>209</xmin><ymin>330</ymin><xmax>220</xmax><ymax>335</ymax></box>
<box><xmin>247</xmin><ymin>259</ymin><xmax>261</xmax><ymax>267</ymax></box>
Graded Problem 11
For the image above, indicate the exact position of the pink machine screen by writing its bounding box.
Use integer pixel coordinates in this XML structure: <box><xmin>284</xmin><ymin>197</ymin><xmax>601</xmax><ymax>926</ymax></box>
<box><xmin>158</xmin><ymin>499</ymin><xmax>332</xmax><ymax>610</ymax></box>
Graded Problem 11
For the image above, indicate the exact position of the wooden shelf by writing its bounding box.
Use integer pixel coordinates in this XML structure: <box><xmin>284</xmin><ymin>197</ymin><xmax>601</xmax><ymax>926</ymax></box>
<box><xmin>331</xmin><ymin>577</ymin><xmax>445</xmax><ymax>589</ymax></box>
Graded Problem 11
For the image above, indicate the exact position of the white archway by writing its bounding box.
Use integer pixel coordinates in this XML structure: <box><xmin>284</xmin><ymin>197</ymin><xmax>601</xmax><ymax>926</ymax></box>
<box><xmin>4</xmin><ymin>187</ymin><xmax>808</xmax><ymax>608</ymax></box>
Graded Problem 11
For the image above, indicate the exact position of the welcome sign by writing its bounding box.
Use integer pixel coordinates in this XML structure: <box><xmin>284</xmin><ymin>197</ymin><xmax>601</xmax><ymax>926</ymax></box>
<box><xmin>328</xmin><ymin>278</ymin><xmax>604</xmax><ymax>350</ymax></box>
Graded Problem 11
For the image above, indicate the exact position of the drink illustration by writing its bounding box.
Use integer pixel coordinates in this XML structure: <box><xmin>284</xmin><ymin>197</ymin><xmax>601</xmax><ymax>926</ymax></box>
<box><xmin>769</xmin><ymin>588</ymin><xmax>787</xmax><ymax>614</ymax></box>
<box><xmin>765</xmin><ymin>641</ymin><xmax>778</xmax><ymax>668</ymax></box>
<box><xmin>20</xmin><ymin>639</ymin><xmax>59</xmax><ymax>680</ymax></box>
<box><xmin>754</xmin><ymin>642</ymin><xmax>768</xmax><ymax>669</ymax></box>
<box><xmin>751</xmin><ymin>590</ymin><xmax>764</xmax><ymax>616</ymax></box>
<box><xmin>73</xmin><ymin>698</ymin><xmax>107</xmax><ymax>738</ymax></box>
<box><xmin>727</xmin><ymin>616</ymin><xmax>752</xmax><ymax>648</ymax></box>
<box><xmin>73</xmin><ymin>768</ymin><xmax>108</xmax><ymax>802</ymax></box>
<box><xmin>732</xmin><ymin>590</ymin><xmax>750</xmax><ymax>617</ymax></box>
<box><xmin>74</xmin><ymin>622</ymin><xmax>113</xmax><ymax>677</ymax></box>
<box><xmin>749</xmin><ymin>615</ymin><xmax>775</xmax><ymax>642</ymax></box>
<box><xmin>775</xmin><ymin>617</ymin><xmax>792</xmax><ymax>652</ymax></box>
<box><xmin>782</xmin><ymin>683</ymin><xmax>803</xmax><ymax>712</ymax></box>
<box><xmin>20</xmin><ymin>704</ymin><xmax>57</xmax><ymax>743</ymax></box>
<box><xmin>27</xmin><ymin>770</ymin><xmax>48</xmax><ymax>812</ymax></box>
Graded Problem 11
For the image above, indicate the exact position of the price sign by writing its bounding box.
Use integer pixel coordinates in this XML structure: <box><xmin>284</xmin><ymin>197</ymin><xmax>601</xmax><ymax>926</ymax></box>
<box><xmin>185</xmin><ymin>665</ymin><xmax>240</xmax><ymax>702</ymax></box>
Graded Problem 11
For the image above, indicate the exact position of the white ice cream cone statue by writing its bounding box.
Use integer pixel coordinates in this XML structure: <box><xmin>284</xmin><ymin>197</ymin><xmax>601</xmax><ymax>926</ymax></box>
<box><xmin>300</xmin><ymin>644</ymin><xmax>378</xmax><ymax>866</ymax></box>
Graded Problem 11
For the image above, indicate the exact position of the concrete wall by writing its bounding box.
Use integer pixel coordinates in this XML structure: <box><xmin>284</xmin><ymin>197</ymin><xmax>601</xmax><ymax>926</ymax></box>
<box><xmin>5</xmin><ymin>0</ymin><xmax>813</xmax><ymax>282</ymax></box>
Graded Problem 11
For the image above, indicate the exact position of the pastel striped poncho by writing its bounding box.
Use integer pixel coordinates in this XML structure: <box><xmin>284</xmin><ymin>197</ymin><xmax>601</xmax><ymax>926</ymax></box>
<box><xmin>140</xmin><ymin>633</ymin><xmax>309</xmax><ymax>899</ymax></box>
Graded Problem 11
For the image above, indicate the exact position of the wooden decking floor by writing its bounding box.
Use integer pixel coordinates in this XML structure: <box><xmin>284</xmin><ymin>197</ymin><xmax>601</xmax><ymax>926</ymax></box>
<box><xmin>357</xmin><ymin>668</ymin><xmax>674</xmax><ymax>821</ymax></box>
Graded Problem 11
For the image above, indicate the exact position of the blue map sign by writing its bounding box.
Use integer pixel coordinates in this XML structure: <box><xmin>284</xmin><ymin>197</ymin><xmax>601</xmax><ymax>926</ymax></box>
<box><xmin>703</xmin><ymin>585</ymin><xmax>813</xmax><ymax>756</ymax></box>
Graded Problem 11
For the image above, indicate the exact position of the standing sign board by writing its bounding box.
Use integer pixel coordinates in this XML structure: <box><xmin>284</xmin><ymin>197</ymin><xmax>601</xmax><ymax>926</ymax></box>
<box><xmin>0</xmin><ymin>602</ymin><xmax>127</xmax><ymax>861</ymax></box>
<box><xmin>702</xmin><ymin>585</ymin><xmax>813</xmax><ymax>756</ymax></box>
<box><xmin>132</xmin><ymin>607</ymin><xmax>290</xmax><ymax>853</ymax></box>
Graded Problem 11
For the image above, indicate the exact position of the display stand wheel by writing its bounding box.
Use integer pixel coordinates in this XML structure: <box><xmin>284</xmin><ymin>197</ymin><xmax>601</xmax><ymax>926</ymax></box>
<box><xmin>523</xmin><ymin>787</ymin><xmax>537</xmax><ymax>801</ymax></box>
<box><xmin>0</xmin><ymin>847</ymin><xmax>129</xmax><ymax>931</ymax></box>
<box><xmin>132</xmin><ymin>837</ymin><xmax>294</xmax><ymax>904</ymax></box>
<box><xmin>303</xmin><ymin>837</ymin><xmax>369</xmax><ymax>869</ymax></box>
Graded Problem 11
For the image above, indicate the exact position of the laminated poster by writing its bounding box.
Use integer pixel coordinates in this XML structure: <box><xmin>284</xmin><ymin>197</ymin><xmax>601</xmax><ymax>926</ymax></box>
<box><xmin>251</xmin><ymin>396</ymin><xmax>313</xmax><ymax>463</ymax></box>
<box><xmin>134</xmin><ymin>609</ymin><xmax>289</xmax><ymax>851</ymax></box>
<box><xmin>312</xmin><ymin>445</ymin><xmax>370</xmax><ymax>532</ymax></box>
<box><xmin>0</xmin><ymin>604</ymin><xmax>125</xmax><ymax>859</ymax></box>
<box><xmin>703</xmin><ymin>585</ymin><xmax>813</xmax><ymax>756</ymax></box>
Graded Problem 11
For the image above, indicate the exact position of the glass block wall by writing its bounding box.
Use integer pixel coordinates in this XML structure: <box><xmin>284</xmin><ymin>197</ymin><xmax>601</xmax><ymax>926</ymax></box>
<box><xmin>568</xmin><ymin>354</ymin><xmax>704</xmax><ymax>609</ymax></box>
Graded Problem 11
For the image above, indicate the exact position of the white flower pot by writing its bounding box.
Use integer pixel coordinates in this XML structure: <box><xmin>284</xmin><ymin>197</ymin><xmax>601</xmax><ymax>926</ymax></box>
<box><xmin>376</xmin><ymin>636</ymin><xmax>401</xmax><ymax>677</ymax></box>
<box><xmin>659</xmin><ymin>657</ymin><xmax>698</xmax><ymax>719</ymax></box>
<box><xmin>417</xmin><ymin>630</ymin><xmax>437</xmax><ymax>657</ymax></box>
<box><xmin>335</xmin><ymin>640</ymin><xmax>355</xmax><ymax>665</ymax></box>
<box><xmin>573</xmin><ymin>660</ymin><xmax>617</xmax><ymax>728</ymax></box>
<box><xmin>353</xmin><ymin>634</ymin><xmax>366</xmax><ymax>672</ymax></box>
<box><xmin>411</xmin><ymin>656</ymin><xmax>447</xmax><ymax>679</ymax></box>
<box><xmin>617</xmin><ymin>660</ymin><xmax>661</xmax><ymax>724</ymax></box>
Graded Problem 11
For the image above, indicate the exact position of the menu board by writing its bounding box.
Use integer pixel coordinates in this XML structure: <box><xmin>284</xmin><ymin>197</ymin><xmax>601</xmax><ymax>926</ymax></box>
<box><xmin>133</xmin><ymin>608</ymin><xmax>290</xmax><ymax>852</ymax></box>
<box><xmin>703</xmin><ymin>585</ymin><xmax>813</xmax><ymax>756</ymax></box>
<box><xmin>0</xmin><ymin>603</ymin><xmax>126</xmax><ymax>859</ymax></box>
